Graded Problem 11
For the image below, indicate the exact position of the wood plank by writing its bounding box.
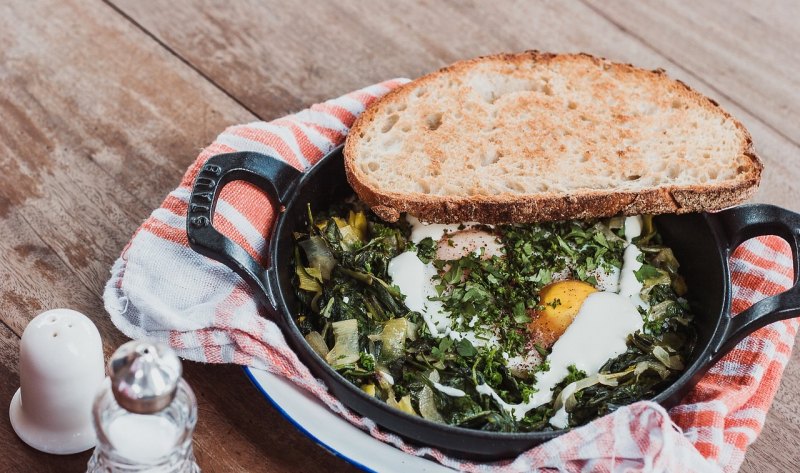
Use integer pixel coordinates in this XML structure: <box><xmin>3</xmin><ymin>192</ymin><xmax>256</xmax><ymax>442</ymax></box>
<box><xmin>110</xmin><ymin>0</ymin><xmax>800</xmax><ymax>213</ymax></box>
<box><xmin>2</xmin><ymin>0</ymin><xmax>795</xmax><ymax>470</ymax></box>
<box><xmin>108</xmin><ymin>0</ymin><xmax>800</xmax><ymax>469</ymax></box>
<box><xmin>0</xmin><ymin>211</ymin><xmax>352</xmax><ymax>471</ymax></box>
<box><xmin>0</xmin><ymin>0</ymin><xmax>356</xmax><ymax>471</ymax></box>
<box><xmin>582</xmin><ymin>0</ymin><xmax>800</xmax><ymax>144</ymax></box>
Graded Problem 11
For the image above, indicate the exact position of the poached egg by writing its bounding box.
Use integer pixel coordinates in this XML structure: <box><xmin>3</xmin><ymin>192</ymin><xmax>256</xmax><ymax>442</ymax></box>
<box><xmin>387</xmin><ymin>215</ymin><xmax>648</xmax><ymax>421</ymax></box>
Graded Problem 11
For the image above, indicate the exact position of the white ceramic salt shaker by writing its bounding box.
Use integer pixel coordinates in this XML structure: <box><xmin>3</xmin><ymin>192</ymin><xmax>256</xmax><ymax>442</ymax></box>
<box><xmin>9</xmin><ymin>308</ymin><xmax>105</xmax><ymax>454</ymax></box>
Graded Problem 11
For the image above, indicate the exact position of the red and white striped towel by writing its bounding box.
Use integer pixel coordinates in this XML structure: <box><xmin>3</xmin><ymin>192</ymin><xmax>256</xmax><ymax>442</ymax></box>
<box><xmin>105</xmin><ymin>80</ymin><xmax>798</xmax><ymax>472</ymax></box>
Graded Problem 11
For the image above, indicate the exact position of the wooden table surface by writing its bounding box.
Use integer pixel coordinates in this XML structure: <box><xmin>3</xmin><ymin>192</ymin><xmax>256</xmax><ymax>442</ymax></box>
<box><xmin>1</xmin><ymin>1</ymin><xmax>798</xmax><ymax>471</ymax></box>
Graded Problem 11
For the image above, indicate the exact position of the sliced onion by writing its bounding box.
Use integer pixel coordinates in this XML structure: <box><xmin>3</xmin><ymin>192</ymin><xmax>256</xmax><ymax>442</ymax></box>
<box><xmin>668</xmin><ymin>355</ymin><xmax>685</xmax><ymax>370</ymax></box>
<box><xmin>379</xmin><ymin>317</ymin><xmax>408</xmax><ymax>362</ymax></box>
<box><xmin>304</xmin><ymin>331</ymin><xmax>329</xmax><ymax>358</ymax></box>
<box><xmin>299</xmin><ymin>236</ymin><xmax>335</xmax><ymax>280</ymax></box>
<box><xmin>597</xmin><ymin>373</ymin><xmax>620</xmax><ymax>387</ymax></box>
<box><xmin>653</xmin><ymin>248</ymin><xmax>680</xmax><ymax>274</ymax></box>
<box><xmin>304</xmin><ymin>266</ymin><xmax>322</xmax><ymax>282</ymax></box>
<box><xmin>594</xmin><ymin>221</ymin><xmax>626</xmax><ymax>245</ymax></box>
<box><xmin>295</xmin><ymin>264</ymin><xmax>322</xmax><ymax>293</ymax></box>
<box><xmin>332</xmin><ymin>216</ymin><xmax>363</xmax><ymax>249</ymax></box>
<box><xmin>652</xmin><ymin>345</ymin><xmax>683</xmax><ymax>370</ymax></box>
<box><xmin>338</xmin><ymin>225</ymin><xmax>362</xmax><ymax>249</ymax></box>
<box><xmin>637</xmin><ymin>215</ymin><xmax>656</xmax><ymax>244</ymax></box>
<box><xmin>635</xmin><ymin>360</ymin><xmax>671</xmax><ymax>380</ymax></box>
<box><xmin>406</xmin><ymin>320</ymin><xmax>418</xmax><ymax>341</ymax></box>
<box><xmin>607</xmin><ymin>216</ymin><xmax>625</xmax><ymax>230</ymax></box>
<box><xmin>553</xmin><ymin>374</ymin><xmax>599</xmax><ymax>412</ymax></box>
<box><xmin>428</xmin><ymin>370</ymin><xmax>441</xmax><ymax>383</ymax></box>
<box><xmin>377</xmin><ymin>369</ymin><xmax>394</xmax><ymax>390</ymax></box>
<box><xmin>649</xmin><ymin>301</ymin><xmax>676</xmax><ymax>321</ymax></box>
<box><xmin>418</xmin><ymin>385</ymin><xmax>444</xmax><ymax>423</ymax></box>
<box><xmin>644</xmin><ymin>270</ymin><xmax>672</xmax><ymax>288</ymax></box>
<box><xmin>325</xmin><ymin>319</ymin><xmax>360</xmax><ymax>368</ymax></box>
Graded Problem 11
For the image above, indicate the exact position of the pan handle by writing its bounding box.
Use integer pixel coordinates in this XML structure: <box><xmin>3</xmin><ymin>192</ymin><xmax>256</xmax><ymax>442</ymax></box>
<box><xmin>186</xmin><ymin>152</ymin><xmax>301</xmax><ymax>309</ymax></box>
<box><xmin>714</xmin><ymin>204</ymin><xmax>800</xmax><ymax>356</ymax></box>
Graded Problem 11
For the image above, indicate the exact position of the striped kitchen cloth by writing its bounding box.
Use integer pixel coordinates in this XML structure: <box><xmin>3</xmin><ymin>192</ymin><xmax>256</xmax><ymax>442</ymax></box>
<box><xmin>104</xmin><ymin>79</ymin><xmax>798</xmax><ymax>472</ymax></box>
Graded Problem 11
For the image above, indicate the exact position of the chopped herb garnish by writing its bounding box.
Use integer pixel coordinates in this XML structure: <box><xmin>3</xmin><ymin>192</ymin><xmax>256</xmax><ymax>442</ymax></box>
<box><xmin>456</xmin><ymin>338</ymin><xmax>478</xmax><ymax>357</ymax></box>
<box><xmin>416</xmin><ymin>237</ymin><xmax>437</xmax><ymax>263</ymax></box>
<box><xmin>292</xmin><ymin>201</ymin><xmax>695</xmax><ymax>433</ymax></box>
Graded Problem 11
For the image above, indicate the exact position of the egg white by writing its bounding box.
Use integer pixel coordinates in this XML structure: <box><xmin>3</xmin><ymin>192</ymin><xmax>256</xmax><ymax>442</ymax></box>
<box><xmin>388</xmin><ymin>215</ymin><xmax>648</xmax><ymax>414</ymax></box>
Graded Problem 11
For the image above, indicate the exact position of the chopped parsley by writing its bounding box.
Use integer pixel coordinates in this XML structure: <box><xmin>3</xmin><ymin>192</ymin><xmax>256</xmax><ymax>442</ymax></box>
<box><xmin>292</xmin><ymin>199</ymin><xmax>695</xmax><ymax>433</ymax></box>
<box><xmin>433</xmin><ymin>219</ymin><xmax>627</xmax><ymax>357</ymax></box>
<box><xmin>416</xmin><ymin>237</ymin><xmax>437</xmax><ymax>264</ymax></box>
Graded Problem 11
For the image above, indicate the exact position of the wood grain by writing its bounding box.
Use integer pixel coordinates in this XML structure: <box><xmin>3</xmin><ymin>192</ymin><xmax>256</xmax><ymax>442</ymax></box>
<box><xmin>109</xmin><ymin>0</ymin><xmax>800</xmax><ymax>213</ymax></box>
<box><xmin>0</xmin><ymin>0</ymin><xmax>355</xmax><ymax>471</ymax></box>
<box><xmin>583</xmin><ymin>0</ymin><xmax>800</xmax><ymax>146</ymax></box>
<box><xmin>104</xmin><ymin>0</ymin><xmax>800</xmax><ymax>470</ymax></box>
<box><xmin>0</xmin><ymin>0</ymin><xmax>797</xmax><ymax>471</ymax></box>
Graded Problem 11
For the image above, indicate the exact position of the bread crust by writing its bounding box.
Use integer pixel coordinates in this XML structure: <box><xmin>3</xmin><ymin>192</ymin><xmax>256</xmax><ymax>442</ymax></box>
<box><xmin>344</xmin><ymin>51</ymin><xmax>762</xmax><ymax>223</ymax></box>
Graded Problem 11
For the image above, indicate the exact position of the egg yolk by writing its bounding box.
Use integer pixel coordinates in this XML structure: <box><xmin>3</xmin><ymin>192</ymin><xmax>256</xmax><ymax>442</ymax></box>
<box><xmin>528</xmin><ymin>280</ymin><xmax>597</xmax><ymax>348</ymax></box>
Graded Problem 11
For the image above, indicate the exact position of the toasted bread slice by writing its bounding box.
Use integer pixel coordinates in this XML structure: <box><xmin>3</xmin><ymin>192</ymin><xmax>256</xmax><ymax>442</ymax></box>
<box><xmin>344</xmin><ymin>51</ymin><xmax>761</xmax><ymax>223</ymax></box>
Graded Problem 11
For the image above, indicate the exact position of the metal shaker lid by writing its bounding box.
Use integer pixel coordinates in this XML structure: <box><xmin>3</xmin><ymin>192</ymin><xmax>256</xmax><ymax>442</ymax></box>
<box><xmin>108</xmin><ymin>340</ymin><xmax>182</xmax><ymax>414</ymax></box>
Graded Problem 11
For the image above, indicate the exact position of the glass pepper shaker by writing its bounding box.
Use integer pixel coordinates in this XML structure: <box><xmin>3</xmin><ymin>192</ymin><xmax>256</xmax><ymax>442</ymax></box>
<box><xmin>87</xmin><ymin>340</ymin><xmax>200</xmax><ymax>473</ymax></box>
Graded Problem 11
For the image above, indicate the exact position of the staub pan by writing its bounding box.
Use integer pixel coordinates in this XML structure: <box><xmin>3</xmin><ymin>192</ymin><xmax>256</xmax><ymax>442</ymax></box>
<box><xmin>186</xmin><ymin>147</ymin><xmax>800</xmax><ymax>459</ymax></box>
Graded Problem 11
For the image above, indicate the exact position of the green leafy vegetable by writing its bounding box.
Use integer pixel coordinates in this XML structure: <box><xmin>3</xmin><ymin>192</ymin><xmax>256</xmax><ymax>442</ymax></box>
<box><xmin>633</xmin><ymin>264</ymin><xmax>661</xmax><ymax>283</ymax></box>
<box><xmin>416</xmin><ymin>237</ymin><xmax>437</xmax><ymax>264</ymax></box>
<box><xmin>430</xmin><ymin>338</ymin><xmax>454</xmax><ymax>361</ymax></box>
<box><xmin>456</xmin><ymin>338</ymin><xmax>478</xmax><ymax>357</ymax></box>
<box><xmin>292</xmin><ymin>203</ymin><xmax>695</xmax><ymax>433</ymax></box>
<box><xmin>359</xmin><ymin>352</ymin><xmax>375</xmax><ymax>371</ymax></box>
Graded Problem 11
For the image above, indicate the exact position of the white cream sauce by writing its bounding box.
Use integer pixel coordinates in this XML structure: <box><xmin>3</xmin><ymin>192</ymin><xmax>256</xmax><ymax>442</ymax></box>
<box><xmin>552</xmin><ymin>259</ymin><xmax>619</xmax><ymax>293</ymax></box>
<box><xmin>392</xmin><ymin>215</ymin><xmax>650</xmax><ymax>423</ymax></box>
<box><xmin>447</xmin><ymin>328</ymin><xmax>499</xmax><ymax>348</ymax></box>
<box><xmin>619</xmin><ymin>216</ymin><xmax>647</xmax><ymax>309</ymax></box>
<box><xmin>387</xmin><ymin>250</ymin><xmax>498</xmax><ymax>346</ymax></box>
<box><xmin>436</xmin><ymin>229</ymin><xmax>504</xmax><ymax>260</ymax></box>
<box><xmin>476</xmin><ymin>292</ymin><xmax>644</xmax><ymax>421</ymax></box>
<box><xmin>592</xmin><ymin>264</ymin><xmax>621</xmax><ymax>293</ymax></box>
<box><xmin>476</xmin><ymin>383</ymin><xmax>519</xmax><ymax>412</ymax></box>
<box><xmin>428</xmin><ymin>371</ymin><xmax>466</xmax><ymax>397</ymax></box>
<box><xmin>387</xmin><ymin>251</ymin><xmax>449</xmax><ymax>336</ymax></box>
<box><xmin>378</xmin><ymin>370</ymin><xmax>395</xmax><ymax>386</ymax></box>
<box><xmin>619</xmin><ymin>245</ymin><xmax>646</xmax><ymax>309</ymax></box>
<box><xmin>624</xmin><ymin>215</ymin><xmax>642</xmax><ymax>242</ymax></box>
<box><xmin>549</xmin><ymin>404</ymin><xmax>571</xmax><ymax>429</ymax></box>
<box><xmin>432</xmin><ymin>383</ymin><xmax>466</xmax><ymax>398</ymax></box>
<box><xmin>506</xmin><ymin>352</ymin><xmax>543</xmax><ymax>379</ymax></box>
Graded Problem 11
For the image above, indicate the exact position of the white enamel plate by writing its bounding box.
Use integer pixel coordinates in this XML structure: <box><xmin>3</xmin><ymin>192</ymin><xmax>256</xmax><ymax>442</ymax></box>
<box><xmin>244</xmin><ymin>367</ymin><xmax>454</xmax><ymax>473</ymax></box>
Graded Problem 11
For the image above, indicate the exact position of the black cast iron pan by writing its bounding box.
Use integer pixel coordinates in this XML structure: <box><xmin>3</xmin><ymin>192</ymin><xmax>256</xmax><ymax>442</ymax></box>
<box><xmin>186</xmin><ymin>146</ymin><xmax>800</xmax><ymax>460</ymax></box>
